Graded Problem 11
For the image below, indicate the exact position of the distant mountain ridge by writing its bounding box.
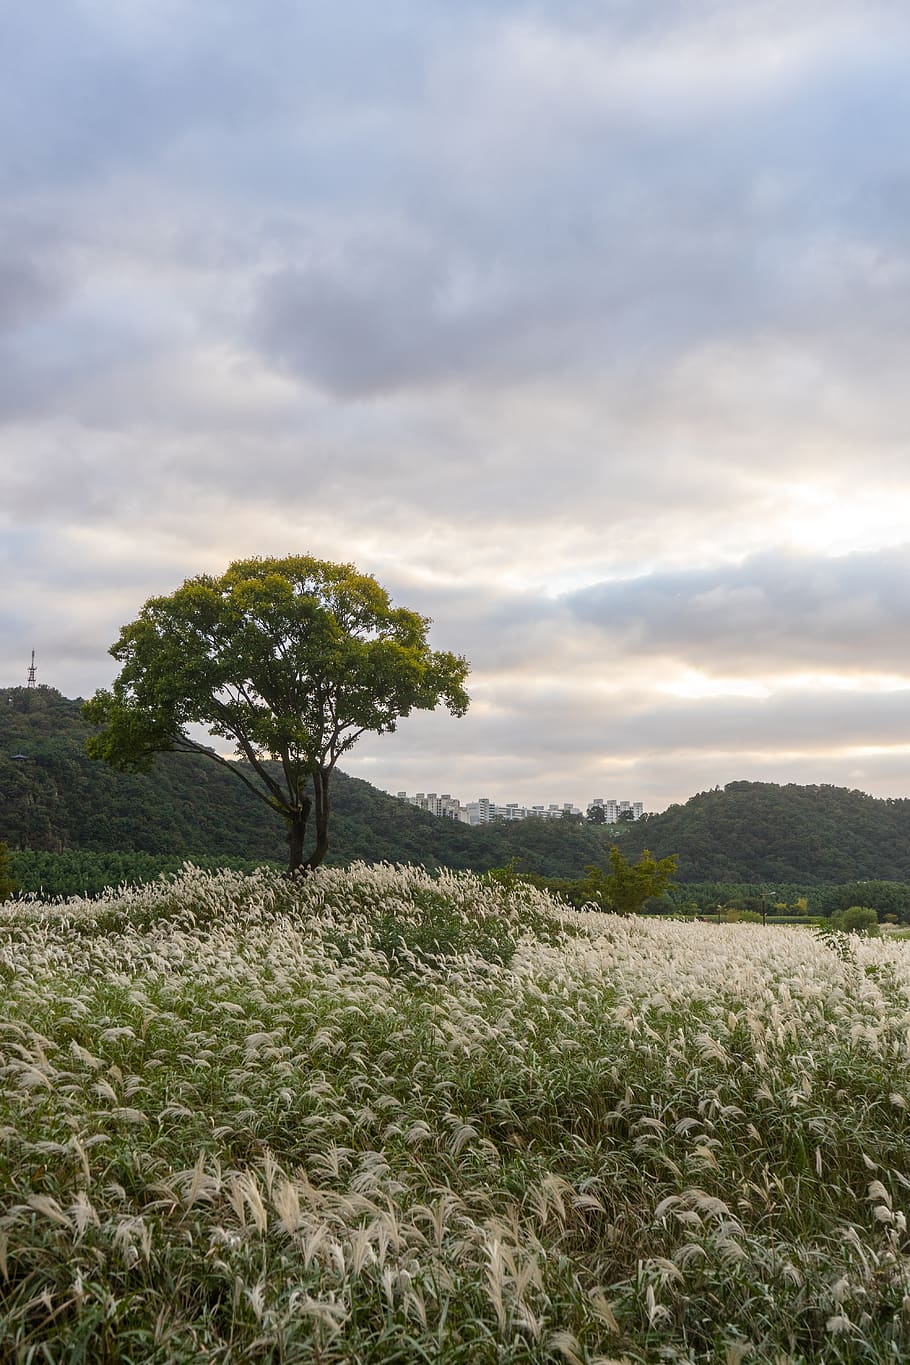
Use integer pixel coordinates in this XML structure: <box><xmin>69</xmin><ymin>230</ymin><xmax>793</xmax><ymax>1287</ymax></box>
<box><xmin>2</xmin><ymin>687</ymin><xmax>910</xmax><ymax>883</ymax></box>
<box><xmin>0</xmin><ymin>687</ymin><xmax>611</xmax><ymax>877</ymax></box>
<box><xmin>618</xmin><ymin>779</ymin><xmax>910</xmax><ymax>883</ymax></box>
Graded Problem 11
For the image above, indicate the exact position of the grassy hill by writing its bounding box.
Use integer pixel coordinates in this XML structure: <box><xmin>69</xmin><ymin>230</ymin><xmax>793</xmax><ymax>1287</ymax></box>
<box><xmin>3</xmin><ymin>864</ymin><xmax>910</xmax><ymax>1359</ymax></box>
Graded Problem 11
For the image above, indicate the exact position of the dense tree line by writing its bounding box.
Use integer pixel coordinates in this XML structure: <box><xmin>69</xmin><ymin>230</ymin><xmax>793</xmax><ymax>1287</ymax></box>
<box><xmin>9</xmin><ymin>845</ymin><xmax>910</xmax><ymax>916</ymax></box>
<box><xmin>660</xmin><ymin>882</ymin><xmax>814</xmax><ymax>915</ymax></box>
<box><xmin>813</xmin><ymin>880</ymin><xmax>910</xmax><ymax>921</ymax></box>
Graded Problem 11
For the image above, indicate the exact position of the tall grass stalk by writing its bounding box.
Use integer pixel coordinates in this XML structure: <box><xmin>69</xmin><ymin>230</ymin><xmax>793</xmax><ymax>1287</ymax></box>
<box><xmin>1</xmin><ymin>863</ymin><xmax>909</xmax><ymax>1361</ymax></box>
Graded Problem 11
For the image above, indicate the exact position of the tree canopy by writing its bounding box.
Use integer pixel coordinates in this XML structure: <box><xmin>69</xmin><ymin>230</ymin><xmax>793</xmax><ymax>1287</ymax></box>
<box><xmin>84</xmin><ymin>555</ymin><xmax>470</xmax><ymax>871</ymax></box>
<box><xmin>829</xmin><ymin>905</ymin><xmax>880</xmax><ymax>935</ymax></box>
<box><xmin>581</xmin><ymin>846</ymin><xmax>679</xmax><ymax>914</ymax></box>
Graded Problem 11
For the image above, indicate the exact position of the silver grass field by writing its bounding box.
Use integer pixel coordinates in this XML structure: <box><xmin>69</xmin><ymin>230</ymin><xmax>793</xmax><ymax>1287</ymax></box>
<box><xmin>1</xmin><ymin>865</ymin><xmax>910</xmax><ymax>1363</ymax></box>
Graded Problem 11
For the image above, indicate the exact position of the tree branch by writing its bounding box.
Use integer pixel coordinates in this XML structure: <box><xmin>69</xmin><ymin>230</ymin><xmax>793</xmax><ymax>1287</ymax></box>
<box><xmin>172</xmin><ymin>736</ymin><xmax>288</xmax><ymax>812</ymax></box>
<box><xmin>206</xmin><ymin>698</ymin><xmax>286</xmax><ymax>803</ymax></box>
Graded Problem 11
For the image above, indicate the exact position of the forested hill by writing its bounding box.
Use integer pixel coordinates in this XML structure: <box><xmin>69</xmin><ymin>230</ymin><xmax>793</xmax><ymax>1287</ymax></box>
<box><xmin>0</xmin><ymin>687</ymin><xmax>613</xmax><ymax>877</ymax></box>
<box><xmin>617</xmin><ymin>780</ymin><xmax>910</xmax><ymax>883</ymax></box>
<box><xmin>5</xmin><ymin>688</ymin><xmax>910</xmax><ymax>883</ymax></box>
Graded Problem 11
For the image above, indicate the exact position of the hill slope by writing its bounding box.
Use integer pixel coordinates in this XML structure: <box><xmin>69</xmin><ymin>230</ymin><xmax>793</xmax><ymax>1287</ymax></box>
<box><xmin>5</xmin><ymin>689</ymin><xmax>910</xmax><ymax>883</ymax></box>
<box><xmin>0</xmin><ymin>687</ymin><xmax>612</xmax><ymax>876</ymax></box>
<box><xmin>618</xmin><ymin>779</ymin><xmax>910</xmax><ymax>883</ymax></box>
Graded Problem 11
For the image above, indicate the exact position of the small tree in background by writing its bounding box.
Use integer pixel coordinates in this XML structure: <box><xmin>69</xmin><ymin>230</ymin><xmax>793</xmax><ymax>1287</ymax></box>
<box><xmin>580</xmin><ymin>845</ymin><xmax>678</xmax><ymax>914</ymax></box>
<box><xmin>830</xmin><ymin>905</ymin><xmax>879</xmax><ymax>936</ymax></box>
<box><xmin>0</xmin><ymin>843</ymin><xmax>16</xmax><ymax>903</ymax></box>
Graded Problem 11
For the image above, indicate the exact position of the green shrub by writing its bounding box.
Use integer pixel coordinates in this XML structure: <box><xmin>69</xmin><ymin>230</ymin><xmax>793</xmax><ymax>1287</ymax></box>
<box><xmin>830</xmin><ymin>904</ymin><xmax>880</xmax><ymax>935</ymax></box>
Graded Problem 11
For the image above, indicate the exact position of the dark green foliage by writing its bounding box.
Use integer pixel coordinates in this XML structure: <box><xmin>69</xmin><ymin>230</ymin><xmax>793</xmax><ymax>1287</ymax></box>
<box><xmin>11</xmin><ymin>690</ymin><xmax>910</xmax><ymax>899</ymax></box>
<box><xmin>291</xmin><ymin>776</ymin><xmax>621</xmax><ymax>878</ymax></box>
<box><xmin>8</xmin><ymin>849</ymin><xmax>279</xmax><ymax>898</ymax></box>
<box><xmin>0</xmin><ymin>841</ymin><xmax>15</xmax><ymax>902</ymax></box>
<box><xmin>0</xmin><ymin>686</ymin><xmax>291</xmax><ymax>862</ymax></box>
<box><xmin>0</xmin><ymin>687</ymin><xmax>619</xmax><ymax>892</ymax></box>
<box><xmin>816</xmin><ymin>880</ymin><xmax>910</xmax><ymax>922</ymax></box>
<box><xmin>580</xmin><ymin>845</ymin><xmax>679</xmax><ymax>914</ymax></box>
<box><xmin>830</xmin><ymin>905</ymin><xmax>880</xmax><ymax>935</ymax></box>
<box><xmin>661</xmin><ymin>881</ymin><xmax>816</xmax><ymax>913</ymax></box>
<box><xmin>619</xmin><ymin>779</ymin><xmax>910</xmax><ymax>883</ymax></box>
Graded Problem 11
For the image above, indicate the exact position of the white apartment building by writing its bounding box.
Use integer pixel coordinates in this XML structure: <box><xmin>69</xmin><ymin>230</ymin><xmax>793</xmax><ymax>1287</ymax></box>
<box><xmin>395</xmin><ymin>792</ymin><xmax>629</xmax><ymax>826</ymax></box>
<box><xmin>457</xmin><ymin>799</ymin><xmax>581</xmax><ymax>825</ymax></box>
<box><xmin>588</xmin><ymin>798</ymin><xmax>644</xmax><ymax>821</ymax></box>
<box><xmin>398</xmin><ymin>792</ymin><xmax>463</xmax><ymax>821</ymax></box>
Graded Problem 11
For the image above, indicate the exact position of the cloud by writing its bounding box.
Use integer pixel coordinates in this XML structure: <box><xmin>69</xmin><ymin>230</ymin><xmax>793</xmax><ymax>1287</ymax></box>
<box><xmin>344</xmin><ymin>678</ymin><xmax>910</xmax><ymax>811</ymax></box>
<box><xmin>564</xmin><ymin>547</ymin><xmax>910</xmax><ymax>674</ymax></box>
<box><xmin>234</xmin><ymin>0</ymin><xmax>910</xmax><ymax>401</ymax></box>
<box><xmin>4</xmin><ymin>0</ymin><xmax>910</xmax><ymax>810</ymax></box>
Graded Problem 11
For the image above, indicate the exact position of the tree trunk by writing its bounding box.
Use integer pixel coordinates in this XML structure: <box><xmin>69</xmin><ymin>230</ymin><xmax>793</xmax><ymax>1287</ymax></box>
<box><xmin>287</xmin><ymin>796</ymin><xmax>312</xmax><ymax>875</ymax></box>
<box><xmin>305</xmin><ymin>766</ymin><xmax>332</xmax><ymax>870</ymax></box>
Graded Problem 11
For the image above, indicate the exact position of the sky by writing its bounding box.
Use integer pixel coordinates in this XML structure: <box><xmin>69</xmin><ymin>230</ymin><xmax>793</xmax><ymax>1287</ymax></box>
<box><xmin>4</xmin><ymin>0</ymin><xmax>910</xmax><ymax>813</ymax></box>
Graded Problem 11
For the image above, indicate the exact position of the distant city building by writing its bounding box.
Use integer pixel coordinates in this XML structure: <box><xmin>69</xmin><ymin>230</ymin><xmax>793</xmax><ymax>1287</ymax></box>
<box><xmin>397</xmin><ymin>792</ymin><xmax>463</xmax><ymax>821</ymax></box>
<box><xmin>394</xmin><ymin>791</ymin><xmax>642</xmax><ymax>825</ymax></box>
<box><xmin>588</xmin><ymin>798</ymin><xmax>644</xmax><ymax>821</ymax></box>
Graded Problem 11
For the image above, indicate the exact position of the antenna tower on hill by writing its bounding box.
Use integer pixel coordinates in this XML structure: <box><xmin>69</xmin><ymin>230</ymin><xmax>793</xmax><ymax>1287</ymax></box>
<box><xmin>27</xmin><ymin>650</ymin><xmax>36</xmax><ymax>688</ymax></box>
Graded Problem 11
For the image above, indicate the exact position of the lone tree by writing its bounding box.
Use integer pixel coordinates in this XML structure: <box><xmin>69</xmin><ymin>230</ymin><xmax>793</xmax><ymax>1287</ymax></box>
<box><xmin>84</xmin><ymin>555</ymin><xmax>470</xmax><ymax>872</ymax></box>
